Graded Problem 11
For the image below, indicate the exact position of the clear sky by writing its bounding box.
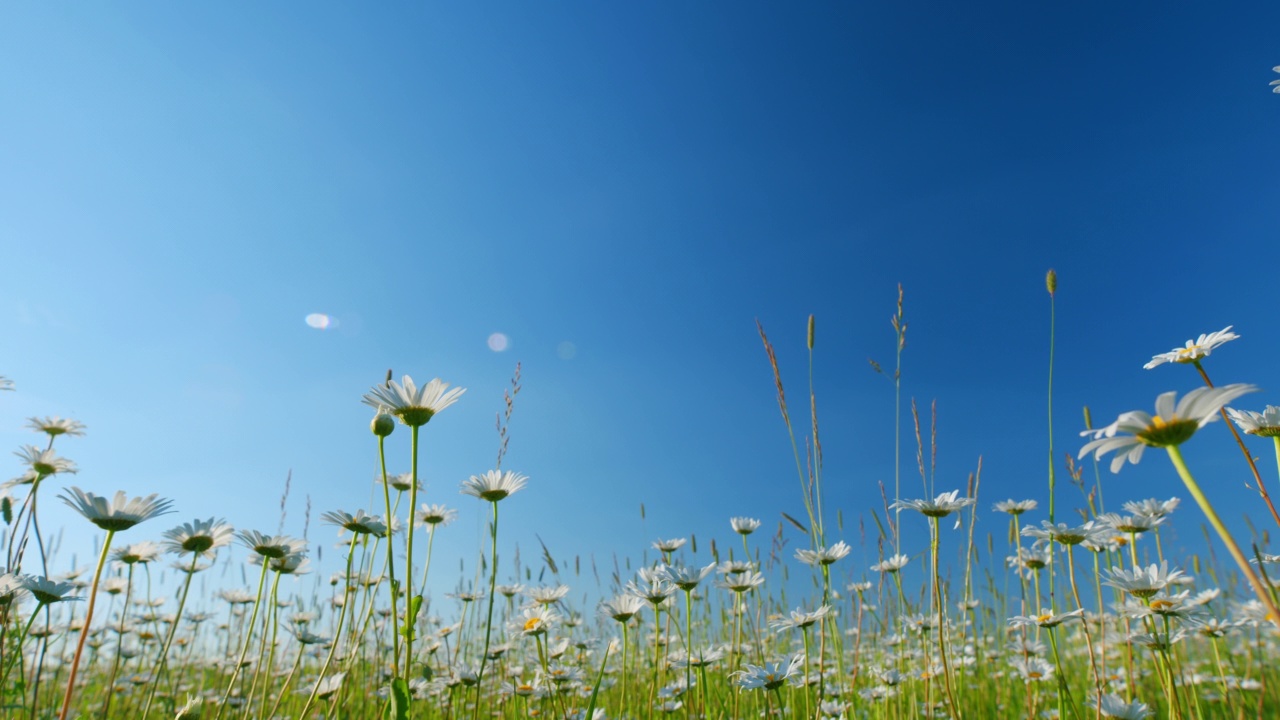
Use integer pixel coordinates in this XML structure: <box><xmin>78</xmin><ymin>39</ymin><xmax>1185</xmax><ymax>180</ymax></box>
<box><xmin>3</xmin><ymin>3</ymin><xmax>1279</xmax><ymax>604</ymax></box>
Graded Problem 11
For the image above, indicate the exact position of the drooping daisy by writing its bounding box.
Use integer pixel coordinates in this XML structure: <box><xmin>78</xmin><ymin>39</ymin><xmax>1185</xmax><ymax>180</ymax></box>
<box><xmin>1098</xmin><ymin>694</ymin><xmax>1154</xmax><ymax>720</ymax></box>
<box><xmin>795</xmin><ymin>540</ymin><xmax>852</xmax><ymax>566</ymax></box>
<box><xmin>163</xmin><ymin>518</ymin><xmax>235</xmax><ymax>557</ymax></box>
<box><xmin>1079</xmin><ymin>385</ymin><xmax>1259</xmax><ymax>472</ymax></box>
<box><xmin>362</xmin><ymin>375</ymin><xmax>465</xmax><ymax>427</ymax></box>
<box><xmin>1226</xmin><ymin>405</ymin><xmax>1280</xmax><ymax>437</ymax></box>
<box><xmin>891</xmin><ymin>490</ymin><xmax>975</xmax><ymax>518</ymax></box>
<box><xmin>59</xmin><ymin>488</ymin><xmax>174</xmax><ymax>532</ymax></box>
<box><xmin>1143</xmin><ymin>326</ymin><xmax>1239</xmax><ymax>369</ymax></box>
<box><xmin>460</xmin><ymin>470</ymin><xmax>528</xmax><ymax>502</ymax></box>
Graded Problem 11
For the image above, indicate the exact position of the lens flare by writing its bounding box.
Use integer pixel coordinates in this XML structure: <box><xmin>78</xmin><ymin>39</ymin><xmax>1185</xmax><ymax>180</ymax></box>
<box><xmin>487</xmin><ymin>333</ymin><xmax>509</xmax><ymax>352</ymax></box>
<box><xmin>305</xmin><ymin>313</ymin><xmax>333</xmax><ymax>330</ymax></box>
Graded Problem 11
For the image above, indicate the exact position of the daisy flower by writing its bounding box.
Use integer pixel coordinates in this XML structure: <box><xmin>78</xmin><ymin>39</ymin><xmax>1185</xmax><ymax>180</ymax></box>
<box><xmin>460</xmin><ymin>470</ymin><xmax>528</xmax><ymax>502</ymax></box>
<box><xmin>525</xmin><ymin>585</ymin><xmax>570</xmax><ymax>605</ymax></box>
<box><xmin>1103</xmin><ymin>561</ymin><xmax>1190</xmax><ymax>599</ymax></box>
<box><xmin>653</xmin><ymin>538</ymin><xmax>687</xmax><ymax>553</ymax></box>
<box><xmin>1098</xmin><ymin>512</ymin><xmax>1163</xmax><ymax>535</ymax></box>
<box><xmin>236</xmin><ymin>530</ymin><xmax>308</xmax><ymax>559</ymax></box>
<box><xmin>163</xmin><ymin>518</ymin><xmax>234</xmax><ymax>557</ymax></box>
<box><xmin>1143</xmin><ymin>326</ymin><xmax>1239</xmax><ymax>369</ymax></box>
<box><xmin>795</xmin><ymin>540</ymin><xmax>852</xmax><ymax>566</ymax></box>
<box><xmin>1008</xmin><ymin>607</ymin><xmax>1085</xmax><ymax>629</ymax></box>
<box><xmin>1098</xmin><ymin>694</ymin><xmax>1154</xmax><ymax>720</ymax></box>
<box><xmin>112</xmin><ymin>541</ymin><xmax>163</xmax><ymax>565</ymax></box>
<box><xmin>362</xmin><ymin>375</ymin><xmax>465</xmax><ymax>427</ymax></box>
<box><xmin>891</xmin><ymin>489</ymin><xmax>975</xmax><ymax>518</ymax></box>
<box><xmin>15</xmin><ymin>445</ymin><xmax>77</xmax><ymax>477</ymax></box>
<box><xmin>871</xmin><ymin>554</ymin><xmax>910</xmax><ymax>573</ymax></box>
<box><xmin>770</xmin><ymin>605</ymin><xmax>833</xmax><ymax>632</ymax></box>
<box><xmin>1122</xmin><ymin>497</ymin><xmax>1181</xmax><ymax>520</ymax></box>
<box><xmin>599</xmin><ymin>593</ymin><xmax>645</xmax><ymax>622</ymax></box>
<box><xmin>734</xmin><ymin>655</ymin><xmax>803</xmax><ymax>690</ymax></box>
<box><xmin>1079</xmin><ymin>384</ymin><xmax>1259</xmax><ymax>472</ymax></box>
<box><xmin>730</xmin><ymin>517</ymin><xmax>761</xmax><ymax>535</ymax></box>
<box><xmin>716</xmin><ymin>570</ymin><xmax>765</xmax><ymax>593</ymax></box>
<box><xmin>1021</xmin><ymin>520</ymin><xmax>1108</xmax><ymax>547</ymax></box>
<box><xmin>993</xmin><ymin>499</ymin><xmax>1037</xmax><ymax>515</ymax></box>
<box><xmin>416</xmin><ymin>504</ymin><xmax>458</xmax><ymax>527</ymax></box>
<box><xmin>1009</xmin><ymin>656</ymin><xmax>1055</xmax><ymax>682</ymax></box>
<box><xmin>20</xmin><ymin>576</ymin><xmax>81</xmax><ymax>605</ymax></box>
<box><xmin>25</xmin><ymin>416</ymin><xmax>86</xmax><ymax>438</ymax></box>
<box><xmin>660</xmin><ymin>563</ymin><xmax>716</xmax><ymax>591</ymax></box>
<box><xmin>321</xmin><ymin>509</ymin><xmax>388</xmax><ymax>538</ymax></box>
<box><xmin>1226</xmin><ymin>405</ymin><xmax>1280</xmax><ymax>437</ymax></box>
<box><xmin>512</xmin><ymin>605</ymin><xmax>560</xmax><ymax>637</ymax></box>
<box><xmin>59</xmin><ymin>488</ymin><xmax>174</xmax><ymax>532</ymax></box>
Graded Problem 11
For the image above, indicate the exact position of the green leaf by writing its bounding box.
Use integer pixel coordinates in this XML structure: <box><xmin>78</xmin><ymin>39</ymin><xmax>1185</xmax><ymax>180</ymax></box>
<box><xmin>388</xmin><ymin>678</ymin><xmax>410</xmax><ymax>720</ymax></box>
<box><xmin>400</xmin><ymin>595</ymin><xmax>423</xmax><ymax>642</ymax></box>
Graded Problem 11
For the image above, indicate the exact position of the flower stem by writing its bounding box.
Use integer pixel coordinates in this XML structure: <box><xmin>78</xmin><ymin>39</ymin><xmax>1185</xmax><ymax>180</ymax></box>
<box><xmin>57</xmin><ymin>528</ymin><xmax>115</xmax><ymax>720</ymax></box>
<box><xmin>1164</xmin><ymin>445</ymin><xmax>1280</xmax><ymax>625</ymax></box>
<box><xmin>378</xmin><ymin>435</ymin><xmax>402</xmax><ymax>671</ymax></box>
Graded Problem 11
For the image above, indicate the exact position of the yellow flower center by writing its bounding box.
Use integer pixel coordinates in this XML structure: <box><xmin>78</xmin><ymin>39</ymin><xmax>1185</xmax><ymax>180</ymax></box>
<box><xmin>1036</xmin><ymin>614</ymin><xmax>1052</xmax><ymax>624</ymax></box>
<box><xmin>524</xmin><ymin>617</ymin><xmax>543</xmax><ymax>632</ymax></box>
<box><xmin>1150</xmin><ymin>599</ymin><xmax>1175</xmax><ymax>611</ymax></box>
<box><xmin>1028</xmin><ymin>671</ymin><xmax>1043</xmax><ymax>679</ymax></box>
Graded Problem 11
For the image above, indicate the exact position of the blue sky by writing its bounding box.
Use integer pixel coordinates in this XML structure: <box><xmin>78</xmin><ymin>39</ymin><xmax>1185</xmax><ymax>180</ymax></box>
<box><xmin>2</xmin><ymin>3</ymin><xmax>1279</xmax><ymax>606</ymax></box>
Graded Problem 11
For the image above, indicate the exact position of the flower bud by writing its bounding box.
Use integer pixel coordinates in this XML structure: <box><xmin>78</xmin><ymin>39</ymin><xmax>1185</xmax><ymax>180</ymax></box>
<box><xmin>1045</xmin><ymin>269</ymin><xmax>1057</xmax><ymax>296</ymax></box>
<box><xmin>371</xmin><ymin>412</ymin><xmax>396</xmax><ymax>437</ymax></box>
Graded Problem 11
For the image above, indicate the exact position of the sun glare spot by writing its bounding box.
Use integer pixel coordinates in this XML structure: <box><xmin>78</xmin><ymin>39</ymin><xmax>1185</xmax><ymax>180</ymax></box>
<box><xmin>305</xmin><ymin>313</ymin><xmax>334</xmax><ymax>330</ymax></box>
<box><xmin>488</xmin><ymin>333</ymin><xmax>509</xmax><ymax>352</ymax></box>
<box><xmin>557</xmin><ymin>341</ymin><xmax>577</xmax><ymax>360</ymax></box>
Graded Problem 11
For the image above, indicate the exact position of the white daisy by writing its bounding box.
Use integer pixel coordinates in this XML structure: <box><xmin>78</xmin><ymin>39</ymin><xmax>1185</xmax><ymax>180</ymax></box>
<box><xmin>362</xmin><ymin>375</ymin><xmax>465</xmax><ymax>427</ymax></box>
<box><xmin>1143</xmin><ymin>326</ymin><xmax>1239</xmax><ymax>369</ymax></box>
<box><xmin>1079</xmin><ymin>385</ymin><xmax>1259</xmax><ymax>472</ymax></box>
<box><xmin>795</xmin><ymin>540</ymin><xmax>852</xmax><ymax>566</ymax></box>
<box><xmin>460</xmin><ymin>470</ymin><xmax>528</xmax><ymax>502</ymax></box>
<box><xmin>59</xmin><ymin>488</ymin><xmax>174</xmax><ymax>532</ymax></box>
<box><xmin>163</xmin><ymin>518</ymin><xmax>234</xmax><ymax>557</ymax></box>
<box><xmin>730</xmin><ymin>517</ymin><xmax>761</xmax><ymax>535</ymax></box>
<box><xmin>1226</xmin><ymin>405</ymin><xmax>1280</xmax><ymax>437</ymax></box>
<box><xmin>416</xmin><ymin>504</ymin><xmax>458</xmax><ymax>527</ymax></box>
<box><xmin>871</xmin><ymin>554</ymin><xmax>910</xmax><ymax>573</ymax></box>
<box><xmin>891</xmin><ymin>490</ymin><xmax>975</xmax><ymax>518</ymax></box>
<box><xmin>993</xmin><ymin>499</ymin><xmax>1037</xmax><ymax>515</ymax></box>
<box><xmin>25</xmin><ymin>416</ymin><xmax>86</xmax><ymax>438</ymax></box>
<box><xmin>1098</xmin><ymin>694</ymin><xmax>1154</xmax><ymax>719</ymax></box>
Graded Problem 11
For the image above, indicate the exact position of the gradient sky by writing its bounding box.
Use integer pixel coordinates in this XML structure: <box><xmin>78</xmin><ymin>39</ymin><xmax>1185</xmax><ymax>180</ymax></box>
<box><xmin>3</xmin><ymin>3</ymin><xmax>1280</xmax><ymax>606</ymax></box>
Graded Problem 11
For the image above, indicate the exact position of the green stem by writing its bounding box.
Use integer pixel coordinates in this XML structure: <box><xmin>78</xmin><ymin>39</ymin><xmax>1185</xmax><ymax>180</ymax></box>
<box><xmin>141</xmin><ymin>551</ymin><xmax>201</xmax><ymax>720</ymax></box>
<box><xmin>378</xmin><ymin>435</ymin><xmax>402</xmax><ymax>670</ymax></box>
<box><xmin>1164</xmin><ymin>446</ymin><xmax>1280</xmax><ymax>624</ymax></box>
<box><xmin>472</xmin><ymin>500</ymin><xmax>500</xmax><ymax>720</ymax></box>
<box><xmin>57</xmin><ymin>528</ymin><xmax>115</xmax><ymax>720</ymax></box>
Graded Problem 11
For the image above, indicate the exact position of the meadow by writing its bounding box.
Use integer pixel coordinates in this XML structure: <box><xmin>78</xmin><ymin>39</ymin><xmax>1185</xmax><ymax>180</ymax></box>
<box><xmin>3</xmin><ymin>275</ymin><xmax>1279</xmax><ymax>720</ymax></box>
